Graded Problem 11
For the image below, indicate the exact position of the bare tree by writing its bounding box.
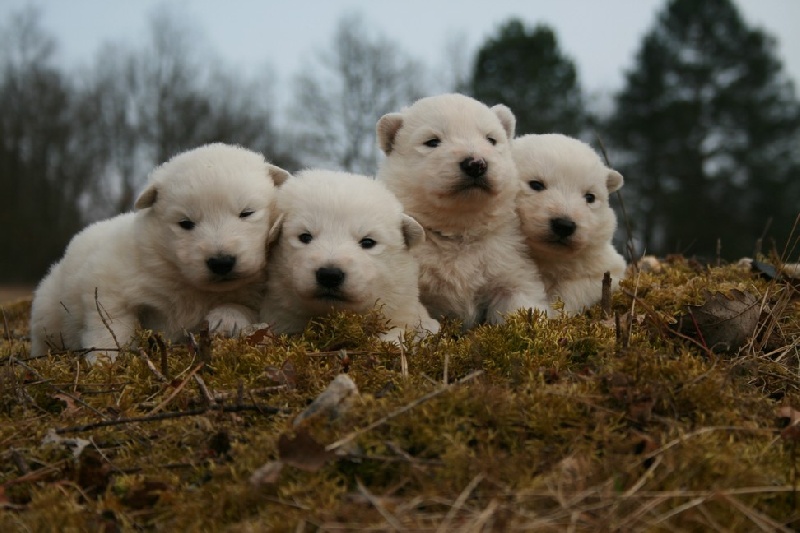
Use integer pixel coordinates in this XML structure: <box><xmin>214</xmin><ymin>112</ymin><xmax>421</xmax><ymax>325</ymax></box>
<box><xmin>288</xmin><ymin>13</ymin><xmax>427</xmax><ymax>175</ymax></box>
<box><xmin>0</xmin><ymin>6</ymin><xmax>102</xmax><ymax>281</ymax></box>
<box><xmin>81</xmin><ymin>6</ymin><xmax>293</xmax><ymax>215</ymax></box>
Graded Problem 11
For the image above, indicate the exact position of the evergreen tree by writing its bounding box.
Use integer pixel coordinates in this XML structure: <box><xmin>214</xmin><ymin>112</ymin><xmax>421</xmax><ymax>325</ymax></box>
<box><xmin>470</xmin><ymin>19</ymin><xmax>586</xmax><ymax>136</ymax></box>
<box><xmin>607</xmin><ymin>0</ymin><xmax>800</xmax><ymax>259</ymax></box>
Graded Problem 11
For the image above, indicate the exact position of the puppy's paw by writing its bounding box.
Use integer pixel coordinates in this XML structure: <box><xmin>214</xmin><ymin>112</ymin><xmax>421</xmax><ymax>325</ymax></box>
<box><xmin>206</xmin><ymin>304</ymin><xmax>257</xmax><ymax>337</ymax></box>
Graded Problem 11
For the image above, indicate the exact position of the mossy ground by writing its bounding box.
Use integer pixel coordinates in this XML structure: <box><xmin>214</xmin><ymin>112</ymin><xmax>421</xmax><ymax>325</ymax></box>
<box><xmin>1</xmin><ymin>258</ymin><xmax>799</xmax><ymax>531</ymax></box>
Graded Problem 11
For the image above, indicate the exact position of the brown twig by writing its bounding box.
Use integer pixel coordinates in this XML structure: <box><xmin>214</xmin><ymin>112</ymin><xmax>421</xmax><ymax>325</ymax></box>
<box><xmin>94</xmin><ymin>287</ymin><xmax>121</xmax><ymax>353</ymax></box>
<box><xmin>11</xmin><ymin>356</ymin><xmax>109</xmax><ymax>421</ymax></box>
<box><xmin>601</xmin><ymin>271</ymin><xmax>612</xmax><ymax>317</ymax></box>
<box><xmin>437</xmin><ymin>473</ymin><xmax>484</xmax><ymax>533</ymax></box>
<box><xmin>193</xmin><ymin>373</ymin><xmax>215</xmax><ymax>407</ymax></box>
<box><xmin>137</xmin><ymin>348</ymin><xmax>168</xmax><ymax>383</ymax></box>
<box><xmin>356</xmin><ymin>478</ymin><xmax>405</xmax><ymax>531</ymax></box>
<box><xmin>326</xmin><ymin>370</ymin><xmax>484</xmax><ymax>452</ymax></box>
<box><xmin>148</xmin><ymin>363</ymin><xmax>204</xmax><ymax>415</ymax></box>
<box><xmin>55</xmin><ymin>403</ymin><xmax>286</xmax><ymax>434</ymax></box>
<box><xmin>211</xmin><ymin>385</ymin><xmax>287</xmax><ymax>402</ymax></box>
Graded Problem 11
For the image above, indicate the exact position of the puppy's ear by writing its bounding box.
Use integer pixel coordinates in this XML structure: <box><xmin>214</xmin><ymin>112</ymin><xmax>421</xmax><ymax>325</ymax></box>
<box><xmin>606</xmin><ymin>170</ymin><xmax>624</xmax><ymax>193</ymax></box>
<box><xmin>268</xmin><ymin>164</ymin><xmax>290</xmax><ymax>186</ymax></box>
<box><xmin>401</xmin><ymin>214</ymin><xmax>425</xmax><ymax>249</ymax></box>
<box><xmin>268</xmin><ymin>213</ymin><xmax>284</xmax><ymax>244</ymax></box>
<box><xmin>491</xmin><ymin>104</ymin><xmax>516</xmax><ymax>140</ymax></box>
<box><xmin>377</xmin><ymin>113</ymin><xmax>404</xmax><ymax>155</ymax></box>
<box><xmin>134</xmin><ymin>184</ymin><xmax>157</xmax><ymax>210</ymax></box>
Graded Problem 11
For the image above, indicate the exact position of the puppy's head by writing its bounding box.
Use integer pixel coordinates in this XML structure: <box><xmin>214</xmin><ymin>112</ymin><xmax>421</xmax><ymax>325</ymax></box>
<box><xmin>376</xmin><ymin>93</ymin><xmax>520</xmax><ymax>233</ymax></box>
<box><xmin>268</xmin><ymin>169</ymin><xmax>423</xmax><ymax>315</ymax></box>
<box><xmin>134</xmin><ymin>143</ymin><xmax>290</xmax><ymax>291</ymax></box>
<box><xmin>513</xmin><ymin>134</ymin><xmax>623</xmax><ymax>258</ymax></box>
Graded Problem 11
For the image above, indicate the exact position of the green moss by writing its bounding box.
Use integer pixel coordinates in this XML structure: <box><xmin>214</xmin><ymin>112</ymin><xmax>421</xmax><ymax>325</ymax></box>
<box><xmin>1</xmin><ymin>260</ymin><xmax>799</xmax><ymax>530</ymax></box>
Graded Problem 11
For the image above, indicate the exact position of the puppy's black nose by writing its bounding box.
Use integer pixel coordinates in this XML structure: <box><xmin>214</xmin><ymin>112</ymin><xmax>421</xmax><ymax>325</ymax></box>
<box><xmin>550</xmin><ymin>217</ymin><xmax>577</xmax><ymax>238</ymax></box>
<box><xmin>316</xmin><ymin>267</ymin><xmax>346</xmax><ymax>289</ymax></box>
<box><xmin>206</xmin><ymin>254</ymin><xmax>237</xmax><ymax>275</ymax></box>
<box><xmin>459</xmin><ymin>156</ymin><xmax>488</xmax><ymax>179</ymax></box>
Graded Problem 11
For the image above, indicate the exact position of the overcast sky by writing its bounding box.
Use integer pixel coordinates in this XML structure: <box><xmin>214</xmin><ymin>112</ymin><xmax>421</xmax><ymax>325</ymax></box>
<box><xmin>1</xmin><ymin>0</ymin><xmax>799</xmax><ymax>104</ymax></box>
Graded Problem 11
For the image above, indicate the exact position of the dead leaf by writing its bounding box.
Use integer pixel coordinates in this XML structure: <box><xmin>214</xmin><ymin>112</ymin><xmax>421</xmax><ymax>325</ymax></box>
<box><xmin>122</xmin><ymin>480</ymin><xmax>171</xmax><ymax>509</ymax></box>
<box><xmin>203</xmin><ymin>430</ymin><xmax>231</xmax><ymax>460</ymax></box>
<box><xmin>244</xmin><ymin>325</ymin><xmax>274</xmax><ymax>346</ymax></box>
<box><xmin>249</xmin><ymin>460</ymin><xmax>284</xmax><ymax>487</ymax></box>
<box><xmin>777</xmin><ymin>405</ymin><xmax>800</xmax><ymax>426</ymax></box>
<box><xmin>675</xmin><ymin>289</ymin><xmax>760</xmax><ymax>353</ymax></box>
<box><xmin>265</xmin><ymin>359</ymin><xmax>297</xmax><ymax>388</ymax></box>
<box><xmin>278</xmin><ymin>428</ymin><xmax>335</xmax><ymax>472</ymax></box>
<box><xmin>53</xmin><ymin>392</ymin><xmax>81</xmax><ymax>417</ymax></box>
<box><xmin>293</xmin><ymin>374</ymin><xmax>358</xmax><ymax>427</ymax></box>
<box><xmin>76</xmin><ymin>448</ymin><xmax>111</xmax><ymax>496</ymax></box>
<box><xmin>781</xmin><ymin>426</ymin><xmax>800</xmax><ymax>442</ymax></box>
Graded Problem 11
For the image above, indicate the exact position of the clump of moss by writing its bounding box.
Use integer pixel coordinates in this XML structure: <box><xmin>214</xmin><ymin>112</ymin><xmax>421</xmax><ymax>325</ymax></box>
<box><xmin>2</xmin><ymin>259</ymin><xmax>799</xmax><ymax>530</ymax></box>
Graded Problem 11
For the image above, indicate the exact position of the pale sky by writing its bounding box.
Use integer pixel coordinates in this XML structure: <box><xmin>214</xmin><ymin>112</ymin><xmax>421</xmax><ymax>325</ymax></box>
<box><xmin>1</xmin><ymin>0</ymin><xmax>799</xmax><ymax>104</ymax></box>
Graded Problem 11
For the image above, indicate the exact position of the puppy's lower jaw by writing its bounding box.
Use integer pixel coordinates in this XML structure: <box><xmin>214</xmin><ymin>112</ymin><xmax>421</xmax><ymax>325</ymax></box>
<box><xmin>313</xmin><ymin>290</ymin><xmax>351</xmax><ymax>303</ymax></box>
<box><xmin>529</xmin><ymin>236</ymin><xmax>579</xmax><ymax>256</ymax></box>
<box><xmin>449</xmin><ymin>178</ymin><xmax>494</xmax><ymax>195</ymax></box>
<box><xmin>199</xmin><ymin>272</ymin><xmax>257</xmax><ymax>292</ymax></box>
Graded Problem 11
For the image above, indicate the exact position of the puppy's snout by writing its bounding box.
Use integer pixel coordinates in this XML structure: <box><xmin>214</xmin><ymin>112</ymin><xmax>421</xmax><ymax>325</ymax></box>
<box><xmin>459</xmin><ymin>156</ymin><xmax>488</xmax><ymax>179</ymax></box>
<box><xmin>550</xmin><ymin>217</ymin><xmax>577</xmax><ymax>238</ymax></box>
<box><xmin>316</xmin><ymin>266</ymin><xmax>346</xmax><ymax>289</ymax></box>
<box><xmin>206</xmin><ymin>254</ymin><xmax>237</xmax><ymax>275</ymax></box>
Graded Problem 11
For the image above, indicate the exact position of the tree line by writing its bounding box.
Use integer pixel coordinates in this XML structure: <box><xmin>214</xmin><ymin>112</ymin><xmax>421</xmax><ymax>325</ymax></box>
<box><xmin>1</xmin><ymin>0</ymin><xmax>799</xmax><ymax>282</ymax></box>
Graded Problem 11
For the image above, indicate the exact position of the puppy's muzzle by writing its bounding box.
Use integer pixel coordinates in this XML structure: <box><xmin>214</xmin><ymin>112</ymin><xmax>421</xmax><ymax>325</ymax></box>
<box><xmin>459</xmin><ymin>156</ymin><xmax>488</xmax><ymax>179</ymax></box>
<box><xmin>206</xmin><ymin>254</ymin><xmax>237</xmax><ymax>276</ymax></box>
<box><xmin>454</xmin><ymin>156</ymin><xmax>492</xmax><ymax>193</ymax></box>
<box><xmin>550</xmin><ymin>217</ymin><xmax>577</xmax><ymax>239</ymax></box>
<box><xmin>316</xmin><ymin>266</ymin><xmax>346</xmax><ymax>289</ymax></box>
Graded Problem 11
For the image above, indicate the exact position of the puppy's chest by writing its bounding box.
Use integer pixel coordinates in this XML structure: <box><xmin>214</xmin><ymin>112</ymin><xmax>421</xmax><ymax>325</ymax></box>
<box><xmin>413</xmin><ymin>240</ymin><xmax>498</xmax><ymax>308</ymax></box>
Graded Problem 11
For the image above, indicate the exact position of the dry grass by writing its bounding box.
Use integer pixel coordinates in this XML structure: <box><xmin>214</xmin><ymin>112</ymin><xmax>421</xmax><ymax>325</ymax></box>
<box><xmin>0</xmin><ymin>285</ymin><xmax>33</xmax><ymax>305</ymax></box>
<box><xmin>1</xmin><ymin>257</ymin><xmax>800</xmax><ymax>531</ymax></box>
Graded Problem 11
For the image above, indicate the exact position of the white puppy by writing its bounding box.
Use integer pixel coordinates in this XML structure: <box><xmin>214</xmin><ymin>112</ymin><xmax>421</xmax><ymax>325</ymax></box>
<box><xmin>260</xmin><ymin>169</ymin><xmax>439</xmax><ymax>343</ymax></box>
<box><xmin>513</xmin><ymin>134</ymin><xmax>627</xmax><ymax>313</ymax></box>
<box><xmin>376</xmin><ymin>93</ymin><xmax>550</xmax><ymax>328</ymax></box>
<box><xmin>30</xmin><ymin>143</ymin><xmax>289</xmax><ymax>362</ymax></box>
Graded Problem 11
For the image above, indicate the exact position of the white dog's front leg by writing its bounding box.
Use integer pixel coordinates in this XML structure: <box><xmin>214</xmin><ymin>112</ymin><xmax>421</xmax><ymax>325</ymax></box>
<box><xmin>206</xmin><ymin>304</ymin><xmax>258</xmax><ymax>337</ymax></box>
<box><xmin>81</xmin><ymin>310</ymin><xmax>138</xmax><ymax>364</ymax></box>
<box><xmin>485</xmin><ymin>278</ymin><xmax>551</xmax><ymax>325</ymax></box>
<box><xmin>553</xmin><ymin>275</ymin><xmax>618</xmax><ymax>315</ymax></box>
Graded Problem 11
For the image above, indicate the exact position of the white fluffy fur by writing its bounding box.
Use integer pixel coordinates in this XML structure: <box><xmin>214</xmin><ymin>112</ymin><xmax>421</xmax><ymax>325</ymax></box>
<box><xmin>513</xmin><ymin>134</ymin><xmax>627</xmax><ymax>313</ymax></box>
<box><xmin>260</xmin><ymin>169</ymin><xmax>439</xmax><ymax>342</ymax></box>
<box><xmin>30</xmin><ymin>143</ymin><xmax>288</xmax><ymax>362</ymax></box>
<box><xmin>376</xmin><ymin>93</ymin><xmax>550</xmax><ymax>328</ymax></box>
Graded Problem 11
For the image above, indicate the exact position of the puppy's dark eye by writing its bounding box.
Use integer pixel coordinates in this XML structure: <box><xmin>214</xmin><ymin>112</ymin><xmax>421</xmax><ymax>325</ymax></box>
<box><xmin>359</xmin><ymin>237</ymin><xmax>377</xmax><ymax>250</ymax></box>
<box><xmin>298</xmin><ymin>232</ymin><xmax>313</xmax><ymax>244</ymax></box>
<box><xmin>239</xmin><ymin>209</ymin><xmax>254</xmax><ymax>218</ymax></box>
<box><xmin>528</xmin><ymin>180</ymin><xmax>545</xmax><ymax>191</ymax></box>
<box><xmin>585</xmin><ymin>193</ymin><xmax>596</xmax><ymax>204</ymax></box>
<box><xmin>487</xmin><ymin>136</ymin><xmax>497</xmax><ymax>146</ymax></box>
<box><xmin>423</xmin><ymin>137</ymin><xmax>441</xmax><ymax>148</ymax></box>
<box><xmin>178</xmin><ymin>219</ymin><xmax>195</xmax><ymax>230</ymax></box>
